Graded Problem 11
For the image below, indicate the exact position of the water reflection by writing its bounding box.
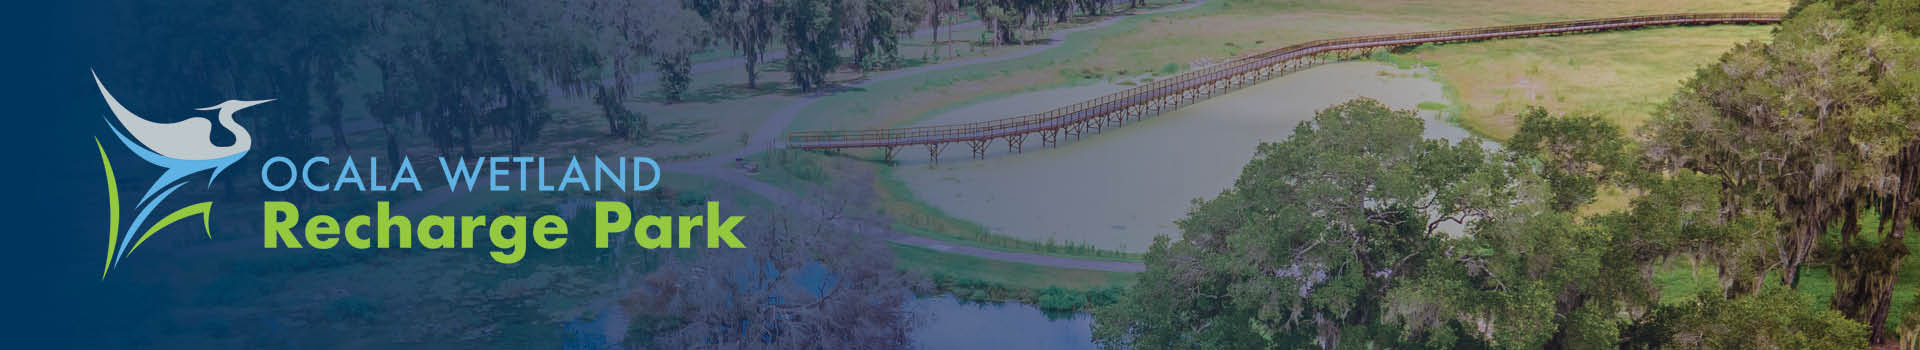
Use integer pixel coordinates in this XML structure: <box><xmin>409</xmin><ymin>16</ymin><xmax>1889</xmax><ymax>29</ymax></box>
<box><xmin>895</xmin><ymin>62</ymin><xmax>1470</xmax><ymax>252</ymax></box>
<box><xmin>911</xmin><ymin>296</ymin><xmax>1096</xmax><ymax>350</ymax></box>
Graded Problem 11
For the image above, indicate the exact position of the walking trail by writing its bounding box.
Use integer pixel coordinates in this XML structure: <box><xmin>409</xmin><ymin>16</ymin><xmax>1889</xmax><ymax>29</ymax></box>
<box><xmin>400</xmin><ymin>2</ymin><xmax>1215</xmax><ymax>273</ymax></box>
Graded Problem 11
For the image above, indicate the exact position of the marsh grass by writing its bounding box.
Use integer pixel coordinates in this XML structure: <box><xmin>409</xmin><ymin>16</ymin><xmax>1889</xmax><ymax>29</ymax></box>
<box><xmin>1393</xmin><ymin>25</ymin><xmax>1776</xmax><ymax>139</ymax></box>
<box><xmin>779</xmin><ymin>0</ymin><xmax>1786</xmax><ymax>264</ymax></box>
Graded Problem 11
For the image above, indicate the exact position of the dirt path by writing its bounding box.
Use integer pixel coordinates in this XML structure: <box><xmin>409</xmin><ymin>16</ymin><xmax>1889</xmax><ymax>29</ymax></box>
<box><xmin>678</xmin><ymin>2</ymin><xmax>1212</xmax><ymax>273</ymax></box>
<box><xmin>395</xmin><ymin>2</ymin><xmax>1211</xmax><ymax>273</ymax></box>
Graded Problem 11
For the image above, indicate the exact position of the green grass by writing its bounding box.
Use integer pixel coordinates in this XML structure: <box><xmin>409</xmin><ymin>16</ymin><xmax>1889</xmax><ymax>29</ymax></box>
<box><xmin>1373</xmin><ymin>49</ymin><xmax>1434</xmax><ymax>70</ymax></box>
<box><xmin>891</xmin><ymin>243</ymin><xmax>1134</xmax><ymax>291</ymax></box>
<box><xmin>1369</xmin><ymin>25</ymin><xmax>1776</xmax><ymax>214</ymax></box>
<box><xmin>749</xmin><ymin>149</ymin><xmax>833</xmax><ymax>187</ymax></box>
<box><xmin>1655</xmin><ymin>262</ymin><xmax>1910</xmax><ymax>331</ymax></box>
<box><xmin>771</xmin><ymin>1</ymin><xmax>1226</xmax><ymax>261</ymax></box>
<box><xmin>897</xmin><ymin>241</ymin><xmax>1132</xmax><ymax>311</ymax></box>
<box><xmin>786</xmin><ymin>0</ymin><xmax>1201</xmax><ymax>133</ymax></box>
<box><xmin>1654</xmin><ymin>213</ymin><xmax>1920</xmax><ymax>335</ymax></box>
<box><xmin>1390</xmin><ymin>25</ymin><xmax>1775</xmax><ymax>140</ymax></box>
<box><xmin>874</xmin><ymin>165</ymin><xmax>1143</xmax><ymax>262</ymax></box>
<box><xmin>779</xmin><ymin>0</ymin><xmax>1785</xmax><ymax>265</ymax></box>
<box><xmin>740</xmin><ymin>148</ymin><xmax>1139</xmax><ymax>261</ymax></box>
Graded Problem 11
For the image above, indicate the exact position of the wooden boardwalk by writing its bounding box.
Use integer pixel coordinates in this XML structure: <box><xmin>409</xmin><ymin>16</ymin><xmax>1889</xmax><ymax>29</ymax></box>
<box><xmin>785</xmin><ymin>12</ymin><xmax>1783</xmax><ymax>162</ymax></box>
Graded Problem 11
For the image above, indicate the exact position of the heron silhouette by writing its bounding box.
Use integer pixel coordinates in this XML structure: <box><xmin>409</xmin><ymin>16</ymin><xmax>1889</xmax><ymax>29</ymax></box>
<box><xmin>93</xmin><ymin>70</ymin><xmax>270</xmax><ymax>271</ymax></box>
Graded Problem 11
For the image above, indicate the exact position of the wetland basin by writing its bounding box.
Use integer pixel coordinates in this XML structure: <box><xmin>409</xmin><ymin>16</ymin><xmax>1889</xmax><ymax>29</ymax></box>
<box><xmin>892</xmin><ymin>62</ymin><xmax>1471</xmax><ymax>252</ymax></box>
<box><xmin>910</xmin><ymin>296</ymin><xmax>1096</xmax><ymax>350</ymax></box>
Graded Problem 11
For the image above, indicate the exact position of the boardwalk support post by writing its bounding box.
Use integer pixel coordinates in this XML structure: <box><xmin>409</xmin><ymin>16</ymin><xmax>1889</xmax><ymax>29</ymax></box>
<box><xmin>926</xmin><ymin>143</ymin><xmax>947</xmax><ymax>164</ymax></box>
<box><xmin>966</xmin><ymin>139</ymin><xmax>990</xmax><ymax>159</ymax></box>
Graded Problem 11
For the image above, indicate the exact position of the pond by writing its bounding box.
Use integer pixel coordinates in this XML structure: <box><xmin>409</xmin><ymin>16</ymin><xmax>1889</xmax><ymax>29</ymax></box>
<box><xmin>892</xmin><ymin>62</ymin><xmax>1472</xmax><ymax>252</ymax></box>
<box><xmin>912</xmin><ymin>296</ymin><xmax>1098</xmax><ymax>350</ymax></box>
<box><xmin>561</xmin><ymin>295</ymin><xmax>1098</xmax><ymax>349</ymax></box>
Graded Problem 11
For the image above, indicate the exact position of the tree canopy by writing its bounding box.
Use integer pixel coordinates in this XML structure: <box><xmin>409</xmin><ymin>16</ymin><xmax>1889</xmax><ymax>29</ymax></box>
<box><xmin>1644</xmin><ymin>1</ymin><xmax>1920</xmax><ymax>342</ymax></box>
<box><xmin>1095</xmin><ymin>94</ymin><xmax>1876</xmax><ymax>348</ymax></box>
<box><xmin>1095</xmin><ymin>99</ymin><xmax>1524</xmax><ymax>349</ymax></box>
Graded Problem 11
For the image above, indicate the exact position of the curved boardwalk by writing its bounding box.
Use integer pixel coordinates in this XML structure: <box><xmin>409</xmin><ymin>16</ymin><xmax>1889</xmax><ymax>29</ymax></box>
<box><xmin>786</xmin><ymin>12</ymin><xmax>1783</xmax><ymax>162</ymax></box>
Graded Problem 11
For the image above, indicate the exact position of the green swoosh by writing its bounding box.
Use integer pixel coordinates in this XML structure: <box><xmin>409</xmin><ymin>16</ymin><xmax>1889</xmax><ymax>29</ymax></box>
<box><xmin>125</xmin><ymin>202</ymin><xmax>212</xmax><ymax>258</ymax></box>
<box><xmin>97</xmin><ymin>138</ymin><xmax>120</xmax><ymax>280</ymax></box>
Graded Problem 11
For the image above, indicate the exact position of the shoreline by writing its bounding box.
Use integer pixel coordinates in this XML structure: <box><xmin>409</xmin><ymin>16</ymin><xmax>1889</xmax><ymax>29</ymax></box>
<box><xmin>887</xmin><ymin>61</ymin><xmax>1468</xmax><ymax>252</ymax></box>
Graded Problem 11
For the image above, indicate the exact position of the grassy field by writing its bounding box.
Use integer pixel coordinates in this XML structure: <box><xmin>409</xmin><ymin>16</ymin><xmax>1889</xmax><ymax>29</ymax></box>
<box><xmin>987</xmin><ymin>0</ymin><xmax>1789</xmax><ymax>105</ymax></box>
<box><xmin>891</xmin><ymin>243</ymin><xmax>1135</xmax><ymax>291</ymax></box>
<box><xmin>318</xmin><ymin>11</ymin><xmax>1025</xmax><ymax>168</ymax></box>
<box><xmin>1370</xmin><ymin>24</ymin><xmax>1773</xmax><ymax>214</ymax></box>
<box><xmin>1653</xmin><ymin>214</ymin><xmax>1920</xmax><ymax>334</ymax></box>
<box><xmin>1655</xmin><ymin>255</ymin><xmax>1920</xmax><ymax>334</ymax></box>
<box><xmin>749</xmin><ymin>0</ymin><xmax>1794</xmax><ymax>281</ymax></box>
<box><xmin>1060</xmin><ymin>0</ymin><xmax>1786</xmax><ymax>141</ymax></box>
<box><xmin>785</xmin><ymin>0</ymin><xmax>1784</xmax><ymax>259</ymax></box>
<box><xmin>744</xmin><ymin>148</ymin><xmax>1143</xmax><ymax>261</ymax></box>
<box><xmin>1386</xmin><ymin>25</ymin><xmax>1776</xmax><ymax>139</ymax></box>
<box><xmin>785</xmin><ymin>0</ymin><xmax>1199</xmax><ymax>133</ymax></box>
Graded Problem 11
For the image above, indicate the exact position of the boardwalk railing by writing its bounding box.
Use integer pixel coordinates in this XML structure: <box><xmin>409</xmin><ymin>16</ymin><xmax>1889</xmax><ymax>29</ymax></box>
<box><xmin>786</xmin><ymin>12</ymin><xmax>1784</xmax><ymax>162</ymax></box>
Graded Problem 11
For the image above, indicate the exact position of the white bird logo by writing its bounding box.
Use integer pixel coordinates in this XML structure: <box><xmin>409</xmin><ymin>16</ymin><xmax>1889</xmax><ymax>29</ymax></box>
<box><xmin>92</xmin><ymin>70</ymin><xmax>271</xmax><ymax>279</ymax></box>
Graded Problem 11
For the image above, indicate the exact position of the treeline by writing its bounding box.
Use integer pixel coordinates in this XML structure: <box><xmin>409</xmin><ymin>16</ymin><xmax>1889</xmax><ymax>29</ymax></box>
<box><xmin>96</xmin><ymin>0</ymin><xmax>1160</xmax><ymax>169</ymax></box>
<box><xmin>671</xmin><ymin>0</ymin><xmax>1153</xmax><ymax>92</ymax></box>
<box><xmin>1091</xmin><ymin>0</ymin><xmax>1920</xmax><ymax>348</ymax></box>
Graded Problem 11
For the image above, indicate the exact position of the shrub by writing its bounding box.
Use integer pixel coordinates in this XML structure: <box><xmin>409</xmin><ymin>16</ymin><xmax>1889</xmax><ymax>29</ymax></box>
<box><xmin>1036</xmin><ymin>287</ymin><xmax>1084</xmax><ymax>312</ymax></box>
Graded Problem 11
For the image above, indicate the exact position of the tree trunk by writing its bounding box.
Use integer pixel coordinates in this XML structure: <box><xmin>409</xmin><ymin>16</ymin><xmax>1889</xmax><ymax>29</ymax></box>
<box><xmin>996</xmin><ymin>21</ymin><xmax>1019</xmax><ymax>45</ymax></box>
<box><xmin>1831</xmin><ymin>200</ymin><xmax>1909</xmax><ymax>344</ymax></box>
<box><xmin>1780</xmin><ymin>209</ymin><xmax>1825</xmax><ymax>288</ymax></box>
<box><xmin>460</xmin><ymin>118</ymin><xmax>474</xmax><ymax>159</ymax></box>
<box><xmin>1718</xmin><ymin>253</ymin><xmax>1758</xmax><ymax>299</ymax></box>
<box><xmin>384</xmin><ymin>127</ymin><xmax>400</xmax><ymax>170</ymax></box>
<box><xmin>1544</xmin><ymin>292</ymin><xmax>1591</xmax><ymax>349</ymax></box>
<box><xmin>1316</xmin><ymin>315</ymin><xmax>1340</xmax><ymax>350</ymax></box>
<box><xmin>745</xmin><ymin>53</ymin><xmax>760</xmax><ymax>89</ymax></box>
<box><xmin>1831</xmin><ymin>238</ymin><xmax>1907</xmax><ymax>344</ymax></box>
<box><xmin>328</xmin><ymin>116</ymin><xmax>349</xmax><ymax>152</ymax></box>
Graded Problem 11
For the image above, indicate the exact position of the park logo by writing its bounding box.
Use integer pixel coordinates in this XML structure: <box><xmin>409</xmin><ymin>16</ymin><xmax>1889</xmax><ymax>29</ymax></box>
<box><xmin>87</xmin><ymin>70</ymin><xmax>748</xmax><ymax>281</ymax></box>
<box><xmin>91</xmin><ymin>71</ymin><xmax>271</xmax><ymax>279</ymax></box>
